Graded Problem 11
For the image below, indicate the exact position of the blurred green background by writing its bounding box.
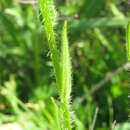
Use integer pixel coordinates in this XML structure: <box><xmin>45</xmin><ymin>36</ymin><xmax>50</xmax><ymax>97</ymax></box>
<box><xmin>0</xmin><ymin>0</ymin><xmax>130</xmax><ymax>129</ymax></box>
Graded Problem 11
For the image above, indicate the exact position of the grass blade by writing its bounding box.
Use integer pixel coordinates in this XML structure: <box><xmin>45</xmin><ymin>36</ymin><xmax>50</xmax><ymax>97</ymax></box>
<box><xmin>127</xmin><ymin>21</ymin><xmax>130</xmax><ymax>61</ymax></box>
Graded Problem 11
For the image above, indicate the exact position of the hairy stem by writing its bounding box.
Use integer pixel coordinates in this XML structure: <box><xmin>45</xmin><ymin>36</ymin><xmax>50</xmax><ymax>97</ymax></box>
<box><xmin>39</xmin><ymin>0</ymin><xmax>61</xmax><ymax>88</ymax></box>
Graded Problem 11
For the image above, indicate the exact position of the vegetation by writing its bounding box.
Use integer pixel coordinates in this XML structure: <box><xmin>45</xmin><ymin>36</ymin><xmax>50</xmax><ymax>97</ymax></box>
<box><xmin>0</xmin><ymin>0</ymin><xmax>130</xmax><ymax>129</ymax></box>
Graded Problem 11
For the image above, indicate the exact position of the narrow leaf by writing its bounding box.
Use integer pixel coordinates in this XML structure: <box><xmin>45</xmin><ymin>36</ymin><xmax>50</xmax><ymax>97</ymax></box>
<box><xmin>60</xmin><ymin>21</ymin><xmax>72</xmax><ymax>130</ymax></box>
<box><xmin>127</xmin><ymin>21</ymin><xmax>130</xmax><ymax>61</ymax></box>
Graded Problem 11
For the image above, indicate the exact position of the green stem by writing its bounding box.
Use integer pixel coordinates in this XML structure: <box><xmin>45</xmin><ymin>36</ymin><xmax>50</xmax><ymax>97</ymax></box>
<box><xmin>39</xmin><ymin>0</ymin><xmax>61</xmax><ymax>88</ymax></box>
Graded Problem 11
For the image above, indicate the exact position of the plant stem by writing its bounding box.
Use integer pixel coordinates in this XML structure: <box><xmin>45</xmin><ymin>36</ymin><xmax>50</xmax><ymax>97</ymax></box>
<box><xmin>39</xmin><ymin>0</ymin><xmax>61</xmax><ymax>88</ymax></box>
